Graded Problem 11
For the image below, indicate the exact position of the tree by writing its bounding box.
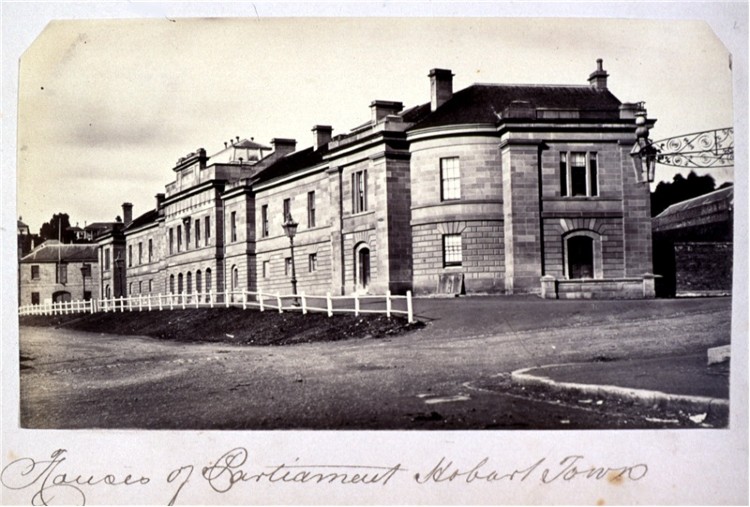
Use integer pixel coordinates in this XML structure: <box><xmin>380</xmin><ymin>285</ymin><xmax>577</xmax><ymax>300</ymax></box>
<box><xmin>39</xmin><ymin>213</ymin><xmax>75</xmax><ymax>243</ymax></box>
<box><xmin>650</xmin><ymin>171</ymin><xmax>720</xmax><ymax>217</ymax></box>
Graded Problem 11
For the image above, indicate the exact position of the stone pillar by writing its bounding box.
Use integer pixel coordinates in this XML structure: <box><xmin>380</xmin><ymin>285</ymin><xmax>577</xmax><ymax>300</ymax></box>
<box><xmin>501</xmin><ymin>139</ymin><xmax>545</xmax><ymax>294</ymax></box>
<box><xmin>328</xmin><ymin>166</ymin><xmax>345</xmax><ymax>295</ymax></box>
<box><xmin>540</xmin><ymin>275</ymin><xmax>557</xmax><ymax>299</ymax></box>
<box><xmin>642</xmin><ymin>273</ymin><xmax>656</xmax><ymax>299</ymax></box>
<box><xmin>620</xmin><ymin>142</ymin><xmax>654</xmax><ymax>277</ymax></box>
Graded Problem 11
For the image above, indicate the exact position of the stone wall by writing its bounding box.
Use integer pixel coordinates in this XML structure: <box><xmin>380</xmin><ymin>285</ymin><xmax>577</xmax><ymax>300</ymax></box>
<box><xmin>674</xmin><ymin>242</ymin><xmax>732</xmax><ymax>295</ymax></box>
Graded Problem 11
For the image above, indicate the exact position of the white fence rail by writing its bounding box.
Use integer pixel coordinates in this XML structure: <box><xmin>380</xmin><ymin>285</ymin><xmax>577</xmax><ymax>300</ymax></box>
<box><xmin>19</xmin><ymin>290</ymin><xmax>414</xmax><ymax>323</ymax></box>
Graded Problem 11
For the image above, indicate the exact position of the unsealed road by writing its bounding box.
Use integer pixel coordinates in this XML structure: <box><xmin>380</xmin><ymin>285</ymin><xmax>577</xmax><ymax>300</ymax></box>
<box><xmin>19</xmin><ymin>297</ymin><xmax>731</xmax><ymax>429</ymax></box>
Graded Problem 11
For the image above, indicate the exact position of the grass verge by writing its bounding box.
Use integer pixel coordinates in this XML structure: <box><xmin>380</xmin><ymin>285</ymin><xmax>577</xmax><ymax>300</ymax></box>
<box><xmin>19</xmin><ymin>308</ymin><xmax>424</xmax><ymax>346</ymax></box>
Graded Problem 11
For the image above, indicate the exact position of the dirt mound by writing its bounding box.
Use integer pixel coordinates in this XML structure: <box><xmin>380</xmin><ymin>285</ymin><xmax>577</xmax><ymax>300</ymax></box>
<box><xmin>19</xmin><ymin>308</ymin><xmax>423</xmax><ymax>346</ymax></box>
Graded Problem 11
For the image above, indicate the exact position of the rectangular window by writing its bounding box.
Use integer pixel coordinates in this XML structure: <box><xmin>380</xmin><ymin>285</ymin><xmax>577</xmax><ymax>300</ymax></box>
<box><xmin>205</xmin><ymin>216</ymin><xmax>211</xmax><ymax>244</ymax></box>
<box><xmin>308</xmin><ymin>253</ymin><xmax>317</xmax><ymax>272</ymax></box>
<box><xmin>177</xmin><ymin>225</ymin><xmax>182</xmax><ymax>251</ymax></box>
<box><xmin>195</xmin><ymin>219</ymin><xmax>201</xmax><ymax>248</ymax></box>
<box><xmin>31</xmin><ymin>292</ymin><xmax>40</xmax><ymax>305</ymax></box>
<box><xmin>263</xmin><ymin>260</ymin><xmax>269</xmax><ymax>278</ymax></box>
<box><xmin>31</xmin><ymin>265</ymin><xmax>40</xmax><ymax>280</ymax></box>
<box><xmin>105</xmin><ymin>248</ymin><xmax>111</xmax><ymax>270</ymax></box>
<box><xmin>261</xmin><ymin>205</ymin><xmax>269</xmax><ymax>238</ymax></box>
<box><xmin>307</xmin><ymin>191</ymin><xmax>316</xmax><ymax>228</ymax></box>
<box><xmin>352</xmin><ymin>170</ymin><xmax>368</xmax><ymax>213</ymax></box>
<box><xmin>138</xmin><ymin>242</ymin><xmax>143</xmax><ymax>265</ymax></box>
<box><xmin>185</xmin><ymin>220</ymin><xmax>191</xmax><ymax>249</ymax></box>
<box><xmin>169</xmin><ymin>229</ymin><xmax>174</xmax><ymax>255</ymax></box>
<box><xmin>56</xmin><ymin>263</ymin><xmax>68</xmax><ymax>284</ymax></box>
<box><xmin>560</xmin><ymin>151</ymin><xmax>598</xmax><ymax>197</ymax></box>
<box><xmin>285</xmin><ymin>257</ymin><xmax>292</xmax><ymax>276</ymax></box>
<box><xmin>149</xmin><ymin>279</ymin><xmax>153</xmax><ymax>293</ymax></box>
<box><xmin>148</xmin><ymin>239</ymin><xmax>153</xmax><ymax>262</ymax></box>
<box><xmin>283</xmin><ymin>198</ymin><xmax>291</xmax><ymax>221</ymax></box>
<box><xmin>440</xmin><ymin>157</ymin><xmax>461</xmax><ymax>200</ymax></box>
<box><xmin>231</xmin><ymin>211</ymin><xmax>237</xmax><ymax>242</ymax></box>
<box><xmin>443</xmin><ymin>234</ymin><xmax>463</xmax><ymax>267</ymax></box>
<box><xmin>128</xmin><ymin>245</ymin><xmax>133</xmax><ymax>267</ymax></box>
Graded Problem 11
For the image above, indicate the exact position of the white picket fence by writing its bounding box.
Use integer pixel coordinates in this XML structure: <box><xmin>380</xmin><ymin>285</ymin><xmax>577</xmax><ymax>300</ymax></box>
<box><xmin>18</xmin><ymin>289</ymin><xmax>415</xmax><ymax>323</ymax></box>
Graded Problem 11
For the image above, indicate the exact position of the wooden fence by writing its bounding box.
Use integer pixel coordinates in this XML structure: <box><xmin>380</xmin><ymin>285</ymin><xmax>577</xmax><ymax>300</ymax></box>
<box><xmin>18</xmin><ymin>290</ymin><xmax>414</xmax><ymax>323</ymax></box>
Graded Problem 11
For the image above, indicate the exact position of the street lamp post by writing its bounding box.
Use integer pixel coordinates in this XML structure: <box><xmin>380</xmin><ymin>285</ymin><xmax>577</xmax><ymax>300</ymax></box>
<box><xmin>630</xmin><ymin>111</ymin><xmax>658</xmax><ymax>184</ymax></box>
<box><xmin>282</xmin><ymin>214</ymin><xmax>299</xmax><ymax>305</ymax></box>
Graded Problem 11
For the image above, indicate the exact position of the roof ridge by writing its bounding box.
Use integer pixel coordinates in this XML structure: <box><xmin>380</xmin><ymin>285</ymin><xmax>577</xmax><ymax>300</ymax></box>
<box><xmin>469</xmin><ymin>82</ymin><xmax>597</xmax><ymax>89</ymax></box>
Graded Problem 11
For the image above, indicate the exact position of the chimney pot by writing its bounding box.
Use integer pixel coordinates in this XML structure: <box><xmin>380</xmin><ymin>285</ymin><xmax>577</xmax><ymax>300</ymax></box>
<box><xmin>312</xmin><ymin>125</ymin><xmax>333</xmax><ymax>150</ymax></box>
<box><xmin>429</xmin><ymin>68</ymin><xmax>454</xmax><ymax>112</ymax></box>
<box><xmin>224</xmin><ymin>142</ymin><xmax>228</xmax><ymax>148</ymax></box>
<box><xmin>122</xmin><ymin>202</ymin><xmax>133</xmax><ymax>225</ymax></box>
<box><xmin>370</xmin><ymin>101</ymin><xmax>403</xmax><ymax>124</ymax></box>
<box><xmin>588</xmin><ymin>58</ymin><xmax>609</xmax><ymax>90</ymax></box>
<box><xmin>236</xmin><ymin>136</ymin><xmax>240</xmax><ymax>142</ymax></box>
<box><xmin>271</xmin><ymin>138</ymin><xmax>297</xmax><ymax>157</ymax></box>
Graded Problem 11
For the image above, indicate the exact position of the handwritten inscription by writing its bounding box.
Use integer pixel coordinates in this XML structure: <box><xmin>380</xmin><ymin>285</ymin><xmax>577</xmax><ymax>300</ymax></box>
<box><xmin>1</xmin><ymin>448</ymin><xmax>648</xmax><ymax>505</ymax></box>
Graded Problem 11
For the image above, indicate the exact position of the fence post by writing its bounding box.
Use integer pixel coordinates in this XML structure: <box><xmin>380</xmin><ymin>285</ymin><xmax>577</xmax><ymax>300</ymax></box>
<box><xmin>277</xmin><ymin>293</ymin><xmax>283</xmax><ymax>313</ymax></box>
<box><xmin>120</xmin><ymin>296</ymin><xmax>125</xmax><ymax>313</ymax></box>
<box><xmin>386</xmin><ymin>290</ymin><xmax>392</xmax><ymax>318</ymax></box>
<box><xmin>158</xmin><ymin>294</ymin><xmax>163</xmax><ymax>311</ymax></box>
<box><xmin>169</xmin><ymin>294</ymin><xmax>174</xmax><ymax>311</ymax></box>
<box><xmin>225</xmin><ymin>291</ymin><xmax>230</xmax><ymax>308</ymax></box>
<box><xmin>182</xmin><ymin>292</ymin><xmax>186</xmax><ymax>310</ymax></box>
<box><xmin>242</xmin><ymin>290</ymin><xmax>247</xmax><ymax>310</ymax></box>
<box><xmin>301</xmin><ymin>293</ymin><xmax>307</xmax><ymax>315</ymax></box>
<box><xmin>258</xmin><ymin>291</ymin><xmax>265</xmax><ymax>312</ymax></box>
<box><xmin>407</xmin><ymin>290</ymin><xmax>414</xmax><ymax>324</ymax></box>
<box><xmin>195</xmin><ymin>292</ymin><xmax>199</xmax><ymax>309</ymax></box>
<box><xmin>354</xmin><ymin>293</ymin><xmax>360</xmax><ymax>317</ymax></box>
<box><xmin>210</xmin><ymin>291</ymin><xmax>215</xmax><ymax>309</ymax></box>
<box><xmin>326</xmin><ymin>292</ymin><xmax>333</xmax><ymax>317</ymax></box>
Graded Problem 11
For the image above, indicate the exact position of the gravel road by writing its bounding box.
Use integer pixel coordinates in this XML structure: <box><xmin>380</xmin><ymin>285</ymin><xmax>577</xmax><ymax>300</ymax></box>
<box><xmin>19</xmin><ymin>297</ymin><xmax>731</xmax><ymax>429</ymax></box>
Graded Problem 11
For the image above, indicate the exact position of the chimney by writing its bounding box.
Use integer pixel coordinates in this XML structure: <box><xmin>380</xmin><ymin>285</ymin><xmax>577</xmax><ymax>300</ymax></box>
<box><xmin>370</xmin><ymin>101</ymin><xmax>403</xmax><ymax>123</ymax></box>
<box><xmin>588</xmin><ymin>58</ymin><xmax>609</xmax><ymax>90</ymax></box>
<box><xmin>429</xmin><ymin>68</ymin><xmax>453</xmax><ymax>111</ymax></box>
<box><xmin>155</xmin><ymin>193</ymin><xmax>166</xmax><ymax>211</ymax></box>
<box><xmin>271</xmin><ymin>138</ymin><xmax>297</xmax><ymax>157</ymax></box>
<box><xmin>312</xmin><ymin>125</ymin><xmax>333</xmax><ymax>150</ymax></box>
<box><xmin>122</xmin><ymin>202</ymin><xmax>133</xmax><ymax>225</ymax></box>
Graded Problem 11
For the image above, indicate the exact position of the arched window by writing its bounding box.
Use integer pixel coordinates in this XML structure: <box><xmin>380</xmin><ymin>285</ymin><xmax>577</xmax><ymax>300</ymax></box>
<box><xmin>196</xmin><ymin>270</ymin><xmax>202</xmax><ymax>299</ymax></box>
<box><xmin>231</xmin><ymin>265</ymin><xmax>239</xmax><ymax>290</ymax></box>
<box><xmin>354</xmin><ymin>243</ymin><xmax>371</xmax><ymax>290</ymax></box>
<box><xmin>105</xmin><ymin>285</ymin><xmax>111</xmax><ymax>298</ymax></box>
<box><xmin>178</xmin><ymin>273</ymin><xmax>184</xmax><ymax>294</ymax></box>
<box><xmin>565</xmin><ymin>233</ymin><xmax>597</xmax><ymax>279</ymax></box>
<box><xmin>169</xmin><ymin>274</ymin><xmax>175</xmax><ymax>294</ymax></box>
<box><xmin>205</xmin><ymin>268</ymin><xmax>212</xmax><ymax>296</ymax></box>
<box><xmin>128</xmin><ymin>282</ymin><xmax>133</xmax><ymax>296</ymax></box>
<box><xmin>138</xmin><ymin>281</ymin><xmax>142</xmax><ymax>294</ymax></box>
<box><xmin>186</xmin><ymin>272</ymin><xmax>192</xmax><ymax>294</ymax></box>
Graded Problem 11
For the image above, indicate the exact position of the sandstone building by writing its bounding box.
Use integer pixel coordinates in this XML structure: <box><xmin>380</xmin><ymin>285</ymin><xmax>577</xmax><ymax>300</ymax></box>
<box><xmin>101</xmin><ymin>60</ymin><xmax>655</xmax><ymax>301</ymax></box>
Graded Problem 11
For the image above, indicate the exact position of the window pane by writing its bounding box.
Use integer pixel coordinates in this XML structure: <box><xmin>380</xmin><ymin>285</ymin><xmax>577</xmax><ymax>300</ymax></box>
<box><xmin>441</xmin><ymin>158</ymin><xmax>460</xmax><ymax>200</ymax></box>
<box><xmin>443</xmin><ymin>234</ymin><xmax>462</xmax><ymax>266</ymax></box>
<box><xmin>560</xmin><ymin>152</ymin><xmax>568</xmax><ymax>196</ymax></box>
<box><xmin>589</xmin><ymin>153</ymin><xmax>598</xmax><ymax>196</ymax></box>
<box><xmin>570</xmin><ymin>153</ymin><xmax>587</xmax><ymax>196</ymax></box>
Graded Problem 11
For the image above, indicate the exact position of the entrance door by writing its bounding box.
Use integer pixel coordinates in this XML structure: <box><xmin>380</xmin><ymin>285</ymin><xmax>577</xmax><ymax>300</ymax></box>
<box><xmin>357</xmin><ymin>247</ymin><xmax>370</xmax><ymax>289</ymax></box>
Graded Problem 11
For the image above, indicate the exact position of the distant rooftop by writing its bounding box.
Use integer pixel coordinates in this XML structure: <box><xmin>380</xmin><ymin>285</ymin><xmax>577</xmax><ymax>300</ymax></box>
<box><xmin>20</xmin><ymin>242</ymin><xmax>98</xmax><ymax>263</ymax></box>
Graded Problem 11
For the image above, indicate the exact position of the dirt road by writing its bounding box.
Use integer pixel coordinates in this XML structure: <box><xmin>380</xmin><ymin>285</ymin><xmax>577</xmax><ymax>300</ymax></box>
<box><xmin>18</xmin><ymin>297</ymin><xmax>731</xmax><ymax>429</ymax></box>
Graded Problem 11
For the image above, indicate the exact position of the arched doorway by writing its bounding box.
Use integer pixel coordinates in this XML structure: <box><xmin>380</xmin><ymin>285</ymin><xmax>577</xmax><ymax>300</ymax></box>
<box><xmin>354</xmin><ymin>244</ymin><xmax>371</xmax><ymax>291</ymax></box>
<box><xmin>52</xmin><ymin>291</ymin><xmax>71</xmax><ymax>303</ymax></box>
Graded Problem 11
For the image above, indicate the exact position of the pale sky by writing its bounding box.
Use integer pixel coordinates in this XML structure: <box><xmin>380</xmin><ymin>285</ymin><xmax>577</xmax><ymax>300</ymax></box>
<box><xmin>13</xmin><ymin>15</ymin><xmax>736</xmax><ymax>233</ymax></box>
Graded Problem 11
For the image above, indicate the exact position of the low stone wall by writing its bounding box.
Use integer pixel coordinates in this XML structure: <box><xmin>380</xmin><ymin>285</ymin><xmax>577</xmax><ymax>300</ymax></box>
<box><xmin>541</xmin><ymin>274</ymin><xmax>655</xmax><ymax>299</ymax></box>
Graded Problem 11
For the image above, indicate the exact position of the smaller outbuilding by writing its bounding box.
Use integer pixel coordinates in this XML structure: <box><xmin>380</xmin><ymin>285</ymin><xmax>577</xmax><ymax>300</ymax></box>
<box><xmin>652</xmin><ymin>185</ymin><xmax>733</xmax><ymax>297</ymax></box>
<box><xmin>18</xmin><ymin>240</ymin><xmax>99</xmax><ymax>305</ymax></box>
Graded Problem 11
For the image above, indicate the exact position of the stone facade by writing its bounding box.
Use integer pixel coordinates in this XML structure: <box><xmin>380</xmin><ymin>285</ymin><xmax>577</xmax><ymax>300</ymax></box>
<box><xmin>19</xmin><ymin>242</ymin><xmax>99</xmax><ymax>305</ymax></box>
<box><xmin>99</xmin><ymin>60</ymin><xmax>654</xmax><ymax>301</ymax></box>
